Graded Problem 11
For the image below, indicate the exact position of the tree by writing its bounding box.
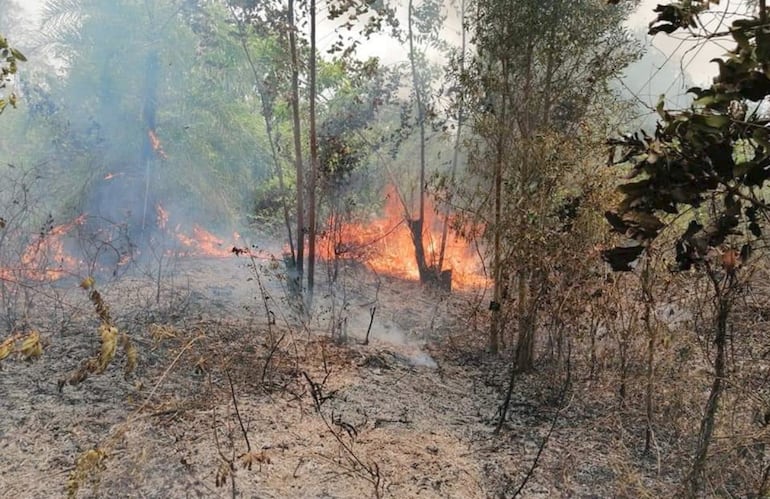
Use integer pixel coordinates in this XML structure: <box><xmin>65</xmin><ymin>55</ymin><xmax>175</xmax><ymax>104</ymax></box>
<box><xmin>288</xmin><ymin>0</ymin><xmax>306</xmax><ymax>291</ymax></box>
<box><xmin>32</xmin><ymin>0</ymin><xmax>276</xmax><ymax>247</ymax></box>
<box><xmin>604</xmin><ymin>0</ymin><xmax>770</xmax><ymax>495</ymax></box>
<box><xmin>226</xmin><ymin>1</ymin><xmax>296</xmax><ymax>263</ymax></box>
<box><xmin>307</xmin><ymin>0</ymin><xmax>319</xmax><ymax>299</ymax></box>
<box><xmin>460</xmin><ymin>0</ymin><xmax>637</xmax><ymax>359</ymax></box>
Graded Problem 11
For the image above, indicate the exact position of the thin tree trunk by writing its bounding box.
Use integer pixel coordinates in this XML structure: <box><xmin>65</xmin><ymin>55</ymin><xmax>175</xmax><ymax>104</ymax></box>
<box><xmin>438</xmin><ymin>0</ymin><xmax>466</xmax><ymax>277</ymax></box>
<box><xmin>228</xmin><ymin>5</ymin><xmax>295</xmax><ymax>262</ymax></box>
<box><xmin>140</xmin><ymin>52</ymin><xmax>160</xmax><ymax>239</ymax></box>
<box><xmin>515</xmin><ymin>272</ymin><xmax>538</xmax><ymax>371</ymax></box>
<box><xmin>288</xmin><ymin>0</ymin><xmax>304</xmax><ymax>288</ymax></box>
<box><xmin>408</xmin><ymin>0</ymin><xmax>430</xmax><ymax>283</ymax></box>
<box><xmin>307</xmin><ymin>0</ymin><xmax>318</xmax><ymax>301</ymax></box>
<box><xmin>489</xmin><ymin>67</ymin><xmax>508</xmax><ymax>355</ymax></box>
<box><xmin>683</xmin><ymin>269</ymin><xmax>732</xmax><ymax>497</ymax></box>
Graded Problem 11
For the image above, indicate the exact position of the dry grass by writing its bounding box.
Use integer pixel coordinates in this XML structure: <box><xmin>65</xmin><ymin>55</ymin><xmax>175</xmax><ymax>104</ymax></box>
<box><xmin>1</xmin><ymin>254</ymin><xmax>770</xmax><ymax>497</ymax></box>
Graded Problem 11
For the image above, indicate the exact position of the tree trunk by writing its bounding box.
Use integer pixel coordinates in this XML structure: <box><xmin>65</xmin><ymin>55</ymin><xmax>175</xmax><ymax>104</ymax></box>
<box><xmin>489</xmin><ymin>64</ymin><xmax>508</xmax><ymax>355</ymax></box>
<box><xmin>288</xmin><ymin>0</ymin><xmax>304</xmax><ymax>291</ymax></box>
<box><xmin>683</xmin><ymin>270</ymin><xmax>732</xmax><ymax>497</ymax></box>
<box><xmin>515</xmin><ymin>273</ymin><xmax>537</xmax><ymax>371</ymax></box>
<box><xmin>140</xmin><ymin>52</ymin><xmax>160</xmax><ymax>240</ymax></box>
<box><xmin>438</xmin><ymin>0</ymin><xmax>466</xmax><ymax>280</ymax></box>
<box><xmin>307</xmin><ymin>0</ymin><xmax>318</xmax><ymax>301</ymax></box>
<box><xmin>227</xmin><ymin>5</ymin><xmax>295</xmax><ymax>263</ymax></box>
<box><xmin>407</xmin><ymin>0</ymin><xmax>430</xmax><ymax>284</ymax></box>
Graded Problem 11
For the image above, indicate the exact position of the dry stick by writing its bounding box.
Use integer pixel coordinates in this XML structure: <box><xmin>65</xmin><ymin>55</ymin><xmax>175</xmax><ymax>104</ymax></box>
<box><xmin>758</xmin><ymin>462</ymin><xmax>770</xmax><ymax>497</ymax></box>
<box><xmin>495</xmin><ymin>351</ymin><xmax>518</xmax><ymax>434</ymax></box>
<box><xmin>510</xmin><ymin>344</ymin><xmax>572</xmax><ymax>498</ymax></box>
<box><xmin>364</xmin><ymin>306</ymin><xmax>376</xmax><ymax>345</ymax></box>
<box><xmin>302</xmin><ymin>371</ymin><xmax>383</xmax><ymax>497</ymax></box>
<box><xmin>261</xmin><ymin>331</ymin><xmax>286</xmax><ymax>385</ymax></box>
<box><xmin>226</xmin><ymin>369</ymin><xmax>252</xmax><ymax>454</ymax></box>
<box><xmin>244</xmin><ymin>252</ymin><xmax>303</xmax><ymax>375</ymax></box>
<box><xmin>137</xmin><ymin>334</ymin><xmax>203</xmax><ymax>413</ymax></box>
<box><xmin>208</xmin><ymin>370</ymin><xmax>238</xmax><ymax>499</ymax></box>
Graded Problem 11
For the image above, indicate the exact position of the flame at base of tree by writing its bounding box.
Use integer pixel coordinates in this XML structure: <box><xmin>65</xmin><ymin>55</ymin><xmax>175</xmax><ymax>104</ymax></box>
<box><xmin>327</xmin><ymin>186</ymin><xmax>489</xmax><ymax>289</ymax></box>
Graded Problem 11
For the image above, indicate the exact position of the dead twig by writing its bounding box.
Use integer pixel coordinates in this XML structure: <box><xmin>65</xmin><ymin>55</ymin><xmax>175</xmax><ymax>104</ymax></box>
<box><xmin>510</xmin><ymin>342</ymin><xmax>572</xmax><ymax>498</ymax></box>
<box><xmin>302</xmin><ymin>370</ymin><xmax>384</xmax><ymax>497</ymax></box>
<box><xmin>364</xmin><ymin>306</ymin><xmax>376</xmax><ymax>345</ymax></box>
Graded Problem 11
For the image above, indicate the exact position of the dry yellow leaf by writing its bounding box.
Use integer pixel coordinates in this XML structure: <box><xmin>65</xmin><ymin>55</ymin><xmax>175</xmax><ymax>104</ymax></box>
<box><xmin>79</xmin><ymin>276</ymin><xmax>95</xmax><ymax>289</ymax></box>
<box><xmin>122</xmin><ymin>335</ymin><xmax>137</xmax><ymax>376</ymax></box>
<box><xmin>20</xmin><ymin>331</ymin><xmax>42</xmax><ymax>360</ymax></box>
<box><xmin>97</xmin><ymin>324</ymin><xmax>118</xmax><ymax>372</ymax></box>
<box><xmin>0</xmin><ymin>335</ymin><xmax>16</xmax><ymax>361</ymax></box>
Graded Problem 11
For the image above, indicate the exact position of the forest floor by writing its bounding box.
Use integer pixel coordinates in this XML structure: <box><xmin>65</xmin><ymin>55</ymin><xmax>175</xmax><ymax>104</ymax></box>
<box><xmin>0</xmin><ymin>254</ymin><xmax>687</xmax><ymax>498</ymax></box>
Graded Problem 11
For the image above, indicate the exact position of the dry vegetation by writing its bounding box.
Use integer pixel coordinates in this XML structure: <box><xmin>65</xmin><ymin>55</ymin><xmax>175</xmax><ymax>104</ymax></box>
<box><xmin>0</xmin><ymin>155</ymin><xmax>768</xmax><ymax>499</ymax></box>
<box><xmin>0</xmin><ymin>235</ymin><xmax>769</xmax><ymax>499</ymax></box>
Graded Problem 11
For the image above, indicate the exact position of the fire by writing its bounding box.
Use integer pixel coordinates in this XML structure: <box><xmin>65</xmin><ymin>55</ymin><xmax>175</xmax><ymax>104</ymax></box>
<box><xmin>148</xmin><ymin>129</ymin><xmax>168</xmax><ymax>160</ymax></box>
<box><xmin>175</xmin><ymin>225</ymin><xmax>235</xmax><ymax>258</ymax></box>
<box><xmin>330</xmin><ymin>187</ymin><xmax>488</xmax><ymax>289</ymax></box>
<box><xmin>155</xmin><ymin>203</ymin><xmax>169</xmax><ymax>230</ymax></box>
<box><xmin>0</xmin><ymin>201</ymin><xmax>255</xmax><ymax>284</ymax></box>
<box><xmin>103</xmin><ymin>172</ymin><xmax>125</xmax><ymax>181</ymax></box>
<box><xmin>0</xmin><ymin>214</ymin><xmax>86</xmax><ymax>282</ymax></box>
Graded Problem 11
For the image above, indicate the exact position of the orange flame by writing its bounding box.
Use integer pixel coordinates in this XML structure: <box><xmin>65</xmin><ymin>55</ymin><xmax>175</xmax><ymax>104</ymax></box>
<box><xmin>0</xmin><ymin>214</ymin><xmax>86</xmax><ymax>281</ymax></box>
<box><xmin>175</xmin><ymin>225</ymin><xmax>239</xmax><ymax>258</ymax></box>
<box><xmin>148</xmin><ymin>129</ymin><xmax>168</xmax><ymax>160</ymax></box>
<box><xmin>330</xmin><ymin>187</ymin><xmax>488</xmax><ymax>289</ymax></box>
<box><xmin>103</xmin><ymin>172</ymin><xmax>125</xmax><ymax>181</ymax></box>
<box><xmin>155</xmin><ymin>203</ymin><xmax>169</xmax><ymax>230</ymax></box>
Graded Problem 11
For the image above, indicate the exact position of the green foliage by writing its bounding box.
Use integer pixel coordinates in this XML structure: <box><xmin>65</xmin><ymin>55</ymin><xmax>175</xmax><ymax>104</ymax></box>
<box><xmin>0</xmin><ymin>35</ymin><xmax>25</xmax><ymax>114</ymax></box>
<box><xmin>605</xmin><ymin>3</ymin><xmax>770</xmax><ymax>271</ymax></box>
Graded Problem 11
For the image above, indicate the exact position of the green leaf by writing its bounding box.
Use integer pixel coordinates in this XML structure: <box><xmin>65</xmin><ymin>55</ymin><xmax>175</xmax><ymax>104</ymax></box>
<box><xmin>656</xmin><ymin>94</ymin><xmax>667</xmax><ymax>119</ymax></box>
<box><xmin>10</xmin><ymin>48</ymin><xmax>26</xmax><ymax>62</ymax></box>
<box><xmin>700</xmin><ymin>114</ymin><xmax>730</xmax><ymax>128</ymax></box>
<box><xmin>693</xmin><ymin>95</ymin><xmax>717</xmax><ymax>106</ymax></box>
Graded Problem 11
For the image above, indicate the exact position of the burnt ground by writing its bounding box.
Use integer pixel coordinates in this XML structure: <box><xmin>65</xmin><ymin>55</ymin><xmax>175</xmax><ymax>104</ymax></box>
<box><xmin>0</xmin><ymin>254</ymin><xmax>684</xmax><ymax>498</ymax></box>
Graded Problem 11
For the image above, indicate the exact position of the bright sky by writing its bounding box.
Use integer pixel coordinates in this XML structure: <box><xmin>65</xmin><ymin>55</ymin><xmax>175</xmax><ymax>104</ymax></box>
<box><xmin>15</xmin><ymin>0</ymin><xmax>748</xmax><ymax>91</ymax></box>
<box><xmin>627</xmin><ymin>0</ymin><xmax>750</xmax><ymax>86</ymax></box>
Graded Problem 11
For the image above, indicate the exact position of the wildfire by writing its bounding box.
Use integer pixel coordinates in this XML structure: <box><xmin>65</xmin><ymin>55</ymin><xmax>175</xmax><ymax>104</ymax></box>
<box><xmin>331</xmin><ymin>188</ymin><xmax>488</xmax><ymax>289</ymax></box>
<box><xmin>103</xmin><ymin>172</ymin><xmax>125</xmax><ymax>181</ymax></box>
<box><xmin>0</xmin><ymin>214</ymin><xmax>86</xmax><ymax>282</ymax></box>
<box><xmin>175</xmin><ymin>225</ymin><xmax>236</xmax><ymax>258</ymax></box>
<box><xmin>148</xmin><ymin>129</ymin><xmax>168</xmax><ymax>160</ymax></box>
<box><xmin>0</xmin><ymin>193</ymin><xmax>485</xmax><ymax>289</ymax></box>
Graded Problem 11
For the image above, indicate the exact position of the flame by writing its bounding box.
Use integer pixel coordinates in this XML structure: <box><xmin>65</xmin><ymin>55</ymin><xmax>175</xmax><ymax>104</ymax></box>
<box><xmin>0</xmin><ymin>214</ymin><xmax>86</xmax><ymax>281</ymax></box>
<box><xmin>330</xmin><ymin>187</ymin><xmax>488</xmax><ymax>289</ymax></box>
<box><xmin>155</xmin><ymin>203</ymin><xmax>169</xmax><ymax>230</ymax></box>
<box><xmin>148</xmin><ymin>129</ymin><xmax>168</xmax><ymax>160</ymax></box>
<box><xmin>155</xmin><ymin>204</ymin><xmax>255</xmax><ymax>259</ymax></box>
<box><xmin>175</xmin><ymin>225</ymin><xmax>240</xmax><ymax>258</ymax></box>
<box><xmin>103</xmin><ymin>172</ymin><xmax>125</xmax><ymax>181</ymax></box>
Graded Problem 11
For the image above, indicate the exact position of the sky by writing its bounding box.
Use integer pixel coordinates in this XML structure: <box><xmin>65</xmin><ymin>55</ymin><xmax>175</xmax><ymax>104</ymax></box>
<box><xmin>627</xmin><ymin>0</ymin><xmax>750</xmax><ymax>85</ymax></box>
<box><xmin>13</xmin><ymin>0</ymin><xmax>748</xmax><ymax>96</ymax></box>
